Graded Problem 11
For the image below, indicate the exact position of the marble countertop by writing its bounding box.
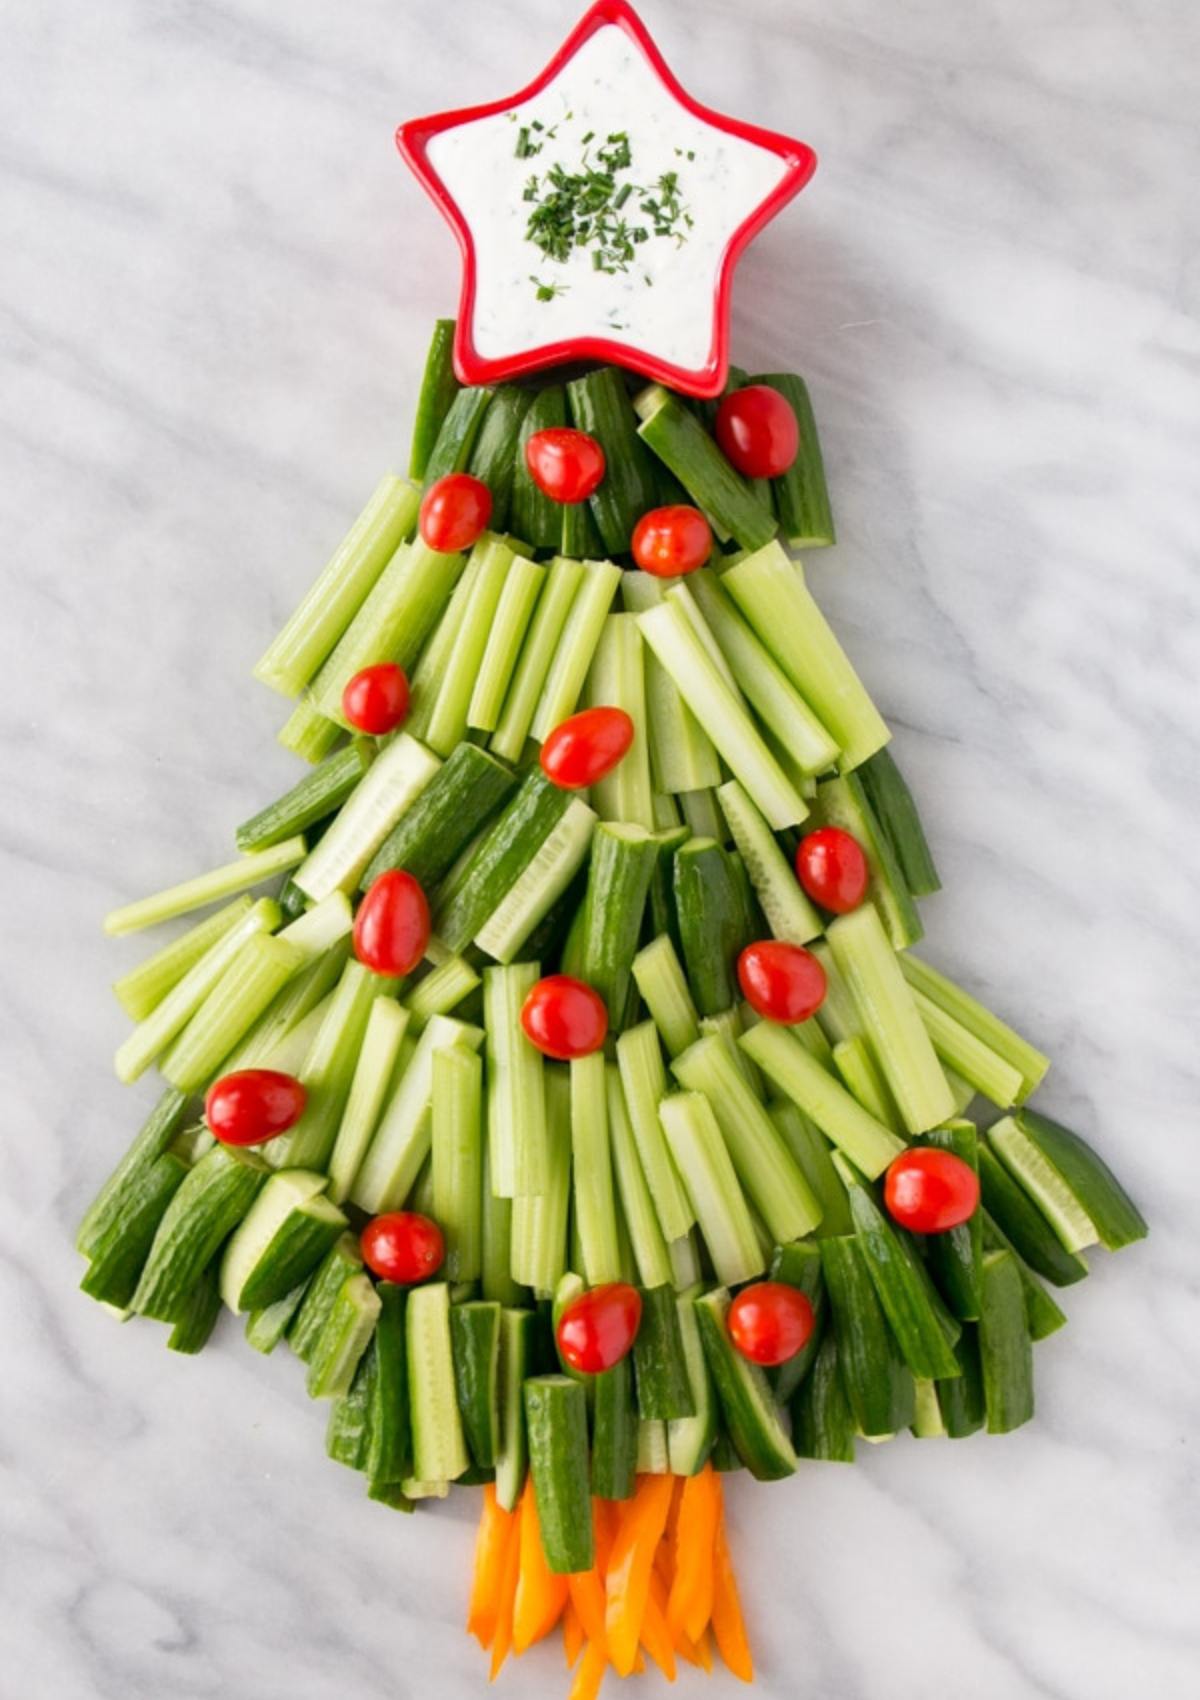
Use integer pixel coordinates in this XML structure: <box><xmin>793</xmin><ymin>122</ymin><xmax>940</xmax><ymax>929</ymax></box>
<box><xmin>3</xmin><ymin>2</ymin><xmax>1198</xmax><ymax>1696</ymax></box>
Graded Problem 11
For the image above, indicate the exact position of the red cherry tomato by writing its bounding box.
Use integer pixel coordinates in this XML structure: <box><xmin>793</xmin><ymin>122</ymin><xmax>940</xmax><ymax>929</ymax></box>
<box><xmin>557</xmin><ymin>1282</ymin><xmax>642</xmax><ymax>1374</ymax></box>
<box><xmin>353</xmin><ymin>870</ymin><xmax>430</xmax><ymax>976</ymax></box>
<box><xmin>419</xmin><ymin>473</ymin><xmax>492</xmax><ymax>553</ymax></box>
<box><xmin>360</xmin><ymin>1211</ymin><xmax>445</xmax><ymax>1284</ymax></box>
<box><xmin>630</xmin><ymin>504</ymin><xmax>713</xmax><ymax>577</ymax></box>
<box><xmin>204</xmin><ymin>1069</ymin><xmax>306</xmax><ymax>1146</ymax></box>
<box><xmin>524</xmin><ymin>428</ymin><xmax>606</xmax><ymax>504</ymax></box>
<box><xmin>540</xmin><ymin>706</ymin><xmax>635</xmax><ymax>790</ymax></box>
<box><xmin>728</xmin><ymin>1282</ymin><xmax>815</xmax><ymax>1366</ymax></box>
<box><xmin>737</xmin><ymin>940</ymin><xmax>827</xmax><ymax>1024</ymax></box>
<box><xmin>520</xmin><ymin>974</ymin><xmax>608</xmax><ymax>1060</ymax></box>
<box><xmin>715</xmin><ymin>385</ymin><xmax>799</xmax><ymax>478</ymax></box>
<box><xmin>341</xmin><ymin>663</ymin><xmax>410</xmax><ymax>735</ymax></box>
<box><xmin>795</xmin><ymin>827</ymin><xmax>869</xmax><ymax>915</ymax></box>
<box><xmin>884</xmin><ymin>1148</ymin><xmax>980</xmax><ymax>1234</ymax></box>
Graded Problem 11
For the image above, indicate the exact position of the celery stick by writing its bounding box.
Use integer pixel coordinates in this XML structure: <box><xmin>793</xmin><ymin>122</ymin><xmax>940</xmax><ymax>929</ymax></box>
<box><xmin>220</xmin><ymin>940</ymin><xmax>350</xmax><ymax>1072</ymax></box>
<box><xmin>678</xmin><ymin>787</ymin><xmax>728</xmax><ymax>843</ymax></box>
<box><xmin>112</xmin><ymin>897</ymin><xmax>253</xmax><ymax>1022</ymax></box>
<box><xmin>832</xmin><ymin>1035</ymin><xmax>905</xmax><ymax>1135</ymax></box>
<box><xmin>510</xmin><ymin>1066</ymin><xmax>572</xmax><ymax>1297</ymax></box>
<box><xmin>276</xmin><ymin>891</ymin><xmax>353</xmax><ymax>954</ymax></box>
<box><xmin>274</xmin><ymin>960</ymin><xmax>397</xmax><ymax>1170</ymax></box>
<box><xmin>114</xmin><ymin>899</ymin><xmax>281</xmax><ymax>1084</ymax></box>
<box><xmin>104</xmin><ymin>838</ymin><xmax>306</xmax><ymax>937</ymax></box>
<box><xmin>636</xmin><ymin>599</ymin><xmax>808</xmax><ymax>830</ymax></box>
<box><xmin>569</xmin><ymin>1052</ymin><xmax>621</xmax><ymax>1284</ymax></box>
<box><xmin>468</xmin><ymin>555</ymin><xmax>545</xmax><ymax>733</ymax></box>
<box><xmin>620</xmin><ymin>571</ymin><xmax>721</xmax><ymax>794</ymax></box>
<box><xmin>491</xmin><ymin>556</ymin><xmax>585</xmax><ymax>762</ymax></box>
<box><xmin>911</xmin><ymin>989</ymin><xmax>1025</xmax><ymax>1109</ymax></box>
<box><xmin>483</xmin><ymin>964</ymin><xmax>547</xmax><ymax>1197</ymax></box>
<box><xmin>898</xmin><ymin>953</ymin><xmax>1049</xmax><ymax>1103</ymax></box>
<box><xmin>424</xmin><ymin>538</ymin><xmax>514</xmax><ymax>756</ymax></box>
<box><xmin>606</xmin><ymin>1064</ymin><xmax>673</xmax><ymax>1289</ymax></box>
<box><xmin>277</xmin><ymin>697</ymin><xmax>341</xmax><ymax>765</ymax></box>
<box><xmin>404</xmin><ymin>543</ymin><xmax>487</xmax><ymax>741</ymax></box>
<box><xmin>161</xmin><ymin>933</ymin><xmax>307</xmax><ymax>1093</ymax></box>
<box><xmin>530</xmin><ymin>559</ymin><xmax>622</xmax><ymax>740</ymax></box>
<box><xmin>431</xmin><ymin>1044</ymin><xmax>483</xmax><ymax>1283</ymax></box>
<box><xmin>585</xmin><ymin>613</ymin><xmax>655</xmax><ymax>831</ymax></box>
<box><xmin>658</xmin><ymin>1092</ymin><xmax>764</xmax><ymax>1287</ymax></box>
<box><xmin>404</xmin><ymin>957</ymin><xmax>481</xmax><ymax>1029</ymax></box>
<box><xmin>615</xmin><ymin>1021</ymin><xmax>695</xmax><ymax>1241</ymax></box>
<box><xmin>631</xmin><ymin>935</ymin><xmax>701</xmax><ymax>1061</ymax></box>
<box><xmin>254</xmin><ymin>476</ymin><xmax>420</xmax><ymax>698</ymax></box>
<box><xmin>740</xmin><ymin>1022</ymin><xmax>906</xmax><ymax>1179</ymax></box>
<box><xmin>327</xmin><ymin>998</ymin><xmax>410</xmax><ymax>1204</ymax></box>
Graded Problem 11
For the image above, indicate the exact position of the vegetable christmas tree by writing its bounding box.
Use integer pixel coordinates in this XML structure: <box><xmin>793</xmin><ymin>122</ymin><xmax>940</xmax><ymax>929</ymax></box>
<box><xmin>80</xmin><ymin>4</ymin><xmax>1146</xmax><ymax>1695</ymax></box>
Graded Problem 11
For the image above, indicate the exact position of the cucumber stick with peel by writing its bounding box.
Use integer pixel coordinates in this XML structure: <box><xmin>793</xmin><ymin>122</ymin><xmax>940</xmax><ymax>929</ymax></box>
<box><xmin>288</xmin><ymin>1232</ymin><xmax>363</xmax><ymax>1361</ymax></box>
<box><xmin>407</xmin><ymin>1282</ymin><xmax>470</xmax><ymax>1484</ymax></box>
<box><xmin>717</xmin><ymin>779</ymin><xmax>822</xmax><ymax>944</ymax></box>
<box><xmin>989</xmin><ymin>1110</ymin><xmax>1146</xmax><ymax>1253</ymax></box>
<box><xmin>977</xmin><ymin>1140</ymin><xmax>1089</xmax><ymax>1286</ymax></box>
<box><xmin>293</xmin><ymin>736</ymin><xmax>441</xmax><ymax>902</ymax></box>
<box><xmin>306</xmin><ymin>1272</ymin><xmax>380</xmax><ymax>1399</ymax></box>
<box><xmin>561</xmin><ymin>822</ymin><xmax>657</xmax><ymax>1027</ymax></box>
<box><xmin>450</xmin><ymin>1301</ymin><xmax>501</xmax><ymax>1470</ymax></box>
<box><xmin>433</xmin><ymin>770</ymin><xmax>572</xmax><ymax>955</ymax></box>
<box><xmin>362</xmin><ymin>742</ymin><xmax>516</xmax><ymax>892</ymax></box>
<box><xmin>464</xmin><ymin>383</ymin><xmax>533</xmax><ymax>532</ymax></box>
<box><xmin>131</xmin><ymin>1146</ymin><xmax>268</xmax><ymax>1321</ymax></box>
<box><xmin>511</xmin><ymin>386</ymin><xmax>566</xmax><ymax>550</ymax></box>
<box><xmin>634</xmin><ymin>385</ymin><xmax>778</xmax><ymax>552</ymax></box>
<box><xmin>673</xmin><ymin>837</ymin><xmax>748</xmax><ymax>1018</ymax></box>
<box><xmin>523</xmin><ymin>1376</ymin><xmax>594</xmax><ymax>1574</ymax></box>
<box><xmin>567</xmin><ymin>367</ymin><xmax>659</xmax><ymax>554</ymax></box>
<box><xmin>236</xmin><ymin>743</ymin><xmax>374</xmax><ymax>855</ymax></box>
<box><xmin>219</xmin><ymin>1170</ymin><xmax>346</xmax><ymax>1312</ymax></box>
<box><xmin>408</xmin><ymin>319</ymin><xmax>458</xmax><ymax>481</ymax></box>
<box><xmin>80</xmin><ymin>1152</ymin><xmax>190</xmax><ymax>1310</ymax></box>
<box><xmin>694</xmin><ymin>1287</ymin><xmax>796</xmax><ymax>1480</ymax></box>
<box><xmin>819</xmin><ymin>1235</ymin><xmax>915</xmax><ymax>1437</ymax></box>
<box><xmin>423</xmin><ymin>384</ymin><xmax>494</xmax><ymax>484</ymax></box>
<box><xmin>855</xmin><ymin>746</ymin><xmax>940</xmax><ymax>897</ymax></box>
<box><xmin>475</xmin><ymin>797</ymin><xmax>596</xmax><ymax>964</ymax></box>
<box><xmin>810</xmin><ymin>772</ymin><xmax>922</xmax><ymax>950</ymax></box>
<box><xmin>750</xmin><ymin>373</ymin><xmax>836</xmax><ymax>549</ymax></box>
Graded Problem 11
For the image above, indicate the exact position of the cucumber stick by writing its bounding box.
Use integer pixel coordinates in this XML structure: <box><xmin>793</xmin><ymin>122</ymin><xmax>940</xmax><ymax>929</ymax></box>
<box><xmin>925</xmin><ymin>1123</ymin><xmax>984</xmax><ymax>1320</ymax></box>
<box><xmin>768</xmin><ymin>1238</ymin><xmax>826</xmax><ymax>1403</ymax></box>
<box><xmin>980</xmin><ymin>1212</ymin><xmax>1067</xmax><ymax>1342</ymax></box>
<box><xmin>672</xmin><ymin>1034</ymin><xmax>822</xmax><ymax>1243</ymax></box>
<box><xmin>289</xmin><ymin>1231</ymin><xmax>363</xmax><ymax>1360</ymax></box>
<box><xmin>717</xmin><ymin>779</ymin><xmax>822</xmax><ymax>944</ymax></box>
<box><xmin>306</xmin><ymin>1271</ymin><xmax>380</xmax><ymax>1399</ymax></box>
<box><xmin>562</xmin><ymin>822</ymin><xmax>657</xmax><ymax>1026</ymax></box>
<box><xmin>80</xmin><ymin>1152</ymin><xmax>190</xmax><ymax>1310</ymax></box>
<box><xmin>450</xmin><ymin>1300</ymin><xmax>501</xmax><ymax>1469</ymax></box>
<box><xmin>693</xmin><ymin>1288</ymin><xmax>796</xmax><ymax>1481</ymax></box>
<box><xmin>673</xmin><ymin>837</ymin><xmax>747</xmax><ymax>1018</ymax></box>
<box><xmin>524</xmin><ymin>1376</ymin><xmax>594</xmax><ymax>1574</ymax></box>
<box><xmin>132</xmin><ymin>1146</ymin><xmax>269</xmax><ymax>1321</ymax></box>
<box><xmin>219</xmin><ymin>1170</ymin><xmax>346</xmax><ymax>1312</ymax></box>
<box><xmin>633</xmin><ymin>1284</ymin><xmax>694</xmax><ymax>1421</ymax></box>
<box><xmin>991</xmin><ymin>1109</ymin><xmax>1146</xmax><ymax>1253</ymax></box>
<box><xmin>530</xmin><ymin>560</ymin><xmax>623</xmax><ymax>741</ymax></box>
<box><xmin>431</xmin><ymin>1045</ymin><xmax>483</xmax><ymax>1282</ymax></box>
<box><xmin>407</xmin><ymin>1282</ymin><xmax>470</xmax><ymax>1483</ymax></box>
<box><xmin>826</xmin><ymin>903</ymin><xmax>953</xmax><ymax>1134</ymax></box>
<box><xmin>977</xmin><ymin>1140</ymin><xmax>1089</xmax><ymax>1286</ymax></box>
<box><xmin>254</xmin><ymin>476</ymin><xmax>421</xmax><ymax>698</ymax></box>
<box><xmin>326</xmin><ymin>998</ymin><xmax>410</xmax><ymax>1204</ymax></box>
<box><xmin>165</xmin><ymin>1265</ymin><xmax>222</xmax><ymax>1355</ymax></box>
<box><xmin>77</xmin><ymin>1088</ymin><xmax>190</xmax><ymax>1258</ymax></box>
<box><xmin>408</xmin><ymin>319</ymin><xmax>459</xmax><ymax>481</ymax></box>
<box><xmin>423</xmin><ymin>385</ymin><xmax>494</xmax><ymax>484</ymax></box>
<box><xmin>936</xmin><ymin>1327</ymin><xmax>986</xmax><ymax>1438</ymax></box>
<box><xmin>615</xmin><ymin>1021</ymin><xmax>694</xmax><ymax>1242</ymax></box>
<box><xmin>326</xmin><ymin>1343</ymin><xmax>377</xmax><ymax>1471</ymax></box>
<box><xmin>605</xmin><ymin>1065</ymin><xmax>672</xmax><ymax>1289</ymax></box>
<box><xmin>793</xmin><ymin>1331</ymin><xmax>856</xmax><ymax>1462</ymax></box>
<box><xmin>978</xmin><ymin>1250</ymin><xmax>1034</xmax><ymax>1433</ymax></box>
<box><xmin>245</xmin><ymin>1279</ymin><xmax>310</xmax><ymax>1354</ymax></box>
<box><xmin>236</xmin><ymin>743</ymin><xmax>374</xmax><ymax>855</ymax></box>
<box><xmin>468</xmin><ymin>555</ymin><xmax>545</xmax><ymax>732</ymax></box>
<box><xmin>434</xmin><ymin>770</ymin><xmax>570</xmax><ymax>953</ymax></box>
<box><xmin>585</xmin><ymin>614</ymin><xmax>655</xmax><ymax>830</ymax></box>
<box><xmin>637</xmin><ymin>598</ymin><xmax>808</xmax><ymax>830</ymax></box>
<box><xmin>465</xmin><ymin>383</ymin><xmax>534</xmax><ymax>532</ymax></box>
<box><xmin>484</xmin><ymin>963</ymin><xmax>547</xmax><ymax>1198</ymax></box>
<box><xmin>666</xmin><ymin>1284</ymin><xmax>717</xmax><ymax>1474</ymax></box>
<box><xmin>658</xmin><ymin>1093</ymin><xmax>763</xmax><ymax>1287</ymax></box>
<box><xmin>592</xmin><ymin>1355</ymin><xmax>638</xmax><ymax>1500</ymax></box>
<box><xmin>490</xmin><ymin>557</ymin><xmax>586</xmax><ymax>763</ymax></box>
<box><xmin>819</xmin><ymin>1236</ymin><xmax>915</xmax><ymax>1437</ymax></box>
<box><xmin>567</xmin><ymin>367</ymin><xmax>659</xmax><ymax>553</ymax></box>
<box><xmin>570</xmin><ymin>1052</ymin><xmax>621</xmax><ymax>1284</ymax></box>
<box><xmin>810</xmin><ymin>772</ymin><xmax>922</xmax><ymax>950</ymax></box>
<box><xmin>293</xmin><ymin>735</ymin><xmax>441</xmax><ymax>902</ymax></box>
<box><xmin>363</xmin><ymin>742</ymin><xmax>516</xmax><ymax>893</ymax></box>
<box><xmin>634</xmin><ymin>386</ymin><xmax>778</xmax><ymax>552</ymax></box>
<box><xmin>855</xmin><ymin>746</ymin><xmax>940</xmax><ymax>896</ymax></box>
<box><xmin>511</xmin><ymin>386</ymin><xmax>566</xmax><ymax>550</ymax></box>
<box><xmin>750</xmin><ymin>373</ymin><xmax>835</xmax><ymax>549</ymax></box>
<box><xmin>368</xmin><ymin>1283</ymin><xmax>412</xmax><ymax>1485</ymax></box>
<box><xmin>494</xmin><ymin>1306</ymin><xmax>535</xmax><ymax>1511</ymax></box>
<box><xmin>722</xmin><ymin>544</ymin><xmax>889</xmax><ymax>771</ymax></box>
<box><xmin>350</xmin><ymin>1014</ymin><xmax>484</xmax><ymax>1213</ymax></box>
<box><xmin>768</xmin><ymin>1101</ymin><xmax>853</xmax><ymax>1238</ymax></box>
<box><xmin>475</xmin><ymin>797</ymin><xmax>596</xmax><ymax>964</ymax></box>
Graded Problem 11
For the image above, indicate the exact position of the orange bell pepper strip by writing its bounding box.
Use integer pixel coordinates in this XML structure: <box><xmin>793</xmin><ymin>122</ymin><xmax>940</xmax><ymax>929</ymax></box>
<box><xmin>468</xmin><ymin>1484</ymin><xmax>515</xmax><ymax>1649</ymax></box>
<box><xmin>513</xmin><ymin>1476</ymin><xmax>569</xmax><ymax>1653</ymax></box>
<box><xmin>563</xmin><ymin>1598</ymin><xmax>585</xmax><ymax>1668</ymax></box>
<box><xmin>692</xmin><ymin>1629</ymin><xmax>714</xmax><ymax>1673</ymax></box>
<box><xmin>642</xmin><ymin>1569</ymin><xmax>678</xmax><ymax>1682</ymax></box>
<box><xmin>489</xmin><ymin>1495</ymin><xmax>523</xmax><ymax>1682</ymax></box>
<box><xmin>568</xmin><ymin>1636</ymin><xmax>608</xmax><ymax>1700</ymax></box>
<box><xmin>604</xmin><ymin>1474</ymin><xmax>675</xmax><ymax>1677</ymax></box>
<box><xmin>568</xmin><ymin>1502</ymin><xmax>609</xmax><ymax>1648</ymax></box>
<box><xmin>667</xmin><ymin>1464</ymin><xmax>719</xmax><ymax>1645</ymax></box>
<box><xmin>711</xmin><ymin>1487</ymin><xmax>753</xmax><ymax>1683</ymax></box>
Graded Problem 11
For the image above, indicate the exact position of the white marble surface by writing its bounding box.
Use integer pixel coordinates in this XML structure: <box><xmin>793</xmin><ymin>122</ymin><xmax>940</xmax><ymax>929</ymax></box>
<box><xmin>3</xmin><ymin>2</ymin><xmax>1198</xmax><ymax>1696</ymax></box>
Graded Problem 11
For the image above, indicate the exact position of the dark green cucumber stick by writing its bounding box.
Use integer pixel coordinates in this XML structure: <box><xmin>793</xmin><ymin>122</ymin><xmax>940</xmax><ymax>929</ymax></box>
<box><xmin>819</xmin><ymin>1235</ymin><xmax>915</xmax><ymax>1437</ymax></box>
<box><xmin>925</xmin><ymin>1124</ymin><xmax>984</xmax><ymax>1320</ymax></box>
<box><xmin>235</xmin><ymin>742</ymin><xmax>373</xmax><ymax>854</ymax></box>
<box><xmin>856</xmin><ymin>747</ymin><xmax>941</xmax><ymax>898</ymax></box>
<box><xmin>977</xmin><ymin>1140</ymin><xmax>1089</xmax><ymax>1287</ymax></box>
<box><xmin>561</xmin><ymin>492</ymin><xmax>606</xmax><ymax>559</ymax></box>
<box><xmin>592</xmin><ymin>1355</ymin><xmax>637</xmax><ymax>1500</ymax></box>
<box><xmin>408</xmin><ymin>319</ymin><xmax>459</xmax><ymax>481</ymax></box>
<box><xmin>978</xmin><ymin>1250</ymin><xmax>1034</xmax><ymax>1433</ymax></box>
<box><xmin>361</xmin><ymin>742</ymin><xmax>517</xmax><ymax>890</ymax></box>
<box><xmin>792</xmin><ymin>1330</ymin><xmax>855</xmax><ymax>1462</ymax></box>
<box><xmin>750</xmin><ymin>373</ymin><xmax>836</xmax><ymax>548</ymax></box>
<box><xmin>673</xmin><ymin>837</ymin><xmax>748</xmax><ymax>1017</ymax></box>
<box><xmin>76</xmin><ymin>1087</ymin><xmax>190</xmax><ymax>1258</ymax></box>
<box><xmin>633</xmin><ymin>1285</ymin><xmax>695</xmax><ymax>1421</ymax></box>
<box><xmin>523</xmin><ymin>1375</ymin><xmax>594</xmax><ymax>1574</ymax></box>
<box><xmin>422</xmin><ymin>385</ymin><xmax>495</xmax><ymax>485</ymax></box>
<box><xmin>1009</xmin><ymin>1107</ymin><xmax>1147</xmax><ymax>1252</ymax></box>
<box><xmin>467</xmin><ymin>385</ymin><xmax>534</xmax><ymax>532</ymax></box>
<box><xmin>566</xmin><ymin>367</ymin><xmax>659</xmax><ymax>554</ymax></box>
<box><xmin>450</xmin><ymin>1300</ymin><xmax>501</xmax><ymax>1470</ymax></box>
<box><xmin>511</xmin><ymin>386</ymin><xmax>567</xmax><ymax>550</ymax></box>
<box><xmin>80</xmin><ymin>1152</ymin><xmax>189</xmax><ymax>1309</ymax></box>
<box><xmin>433</xmin><ymin>768</ymin><xmax>572</xmax><ymax>954</ymax></box>
<box><xmin>633</xmin><ymin>384</ymin><xmax>778</xmax><ymax>553</ymax></box>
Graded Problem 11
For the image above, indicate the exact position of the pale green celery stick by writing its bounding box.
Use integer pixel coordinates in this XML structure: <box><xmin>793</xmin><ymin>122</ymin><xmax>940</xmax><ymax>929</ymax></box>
<box><xmin>160</xmin><ymin>934</ymin><xmax>307</xmax><ymax>1093</ymax></box>
<box><xmin>277</xmin><ymin>698</ymin><xmax>342</xmax><ymax>765</ymax></box>
<box><xmin>114</xmin><ymin>899</ymin><xmax>280</xmax><ymax>1084</ymax></box>
<box><xmin>490</xmin><ymin>556</ymin><xmax>585</xmax><ymax>762</ymax></box>
<box><xmin>530</xmin><ymin>559</ymin><xmax>622</xmax><ymax>740</ymax></box>
<box><xmin>468</xmin><ymin>555</ymin><xmax>545</xmax><ymax>733</ymax></box>
<box><xmin>104</xmin><ymin>838</ymin><xmax>306</xmax><ymax>937</ymax></box>
<box><xmin>273</xmin><ymin>960</ymin><xmax>398</xmax><ymax>1170</ymax></box>
<box><xmin>326</xmin><ymin>998</ymin><xmax>410</xmax><ymax>1204</ymax></box>
<box><xmin>404</xmin><ymin>957</ymin><xmax>481</xmax><ymax>1029</ymax></box>
<box><xmin>405</xmin><ymin>544</ymin><xmax>487</xmax><ymax>741</ymax></box>
<box><xmin>585</xmin><ymin>613</ymin><xmax>655</xmax><ymax>831</ymax></box>
<box><xmin>112</xmin><ymin>897</ymin><xmax>253</xmax><ymax>1022</ymax></box>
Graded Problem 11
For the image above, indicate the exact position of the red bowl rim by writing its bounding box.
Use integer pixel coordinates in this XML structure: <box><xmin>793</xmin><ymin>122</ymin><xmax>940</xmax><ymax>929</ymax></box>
<box><xmin>396</xmin><ymin>0</ymin><xmax>816</xmax><ymax>399</ymax></box>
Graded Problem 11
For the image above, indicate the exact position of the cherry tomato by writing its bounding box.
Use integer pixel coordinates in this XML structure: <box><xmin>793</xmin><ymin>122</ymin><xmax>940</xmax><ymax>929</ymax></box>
<box><xmin>353</xmin><ymin>870</ymin><xmax>430</xmax><ymax>976</ymax></box>
<box><xmin>630</xmin><ymin>504</ymin><xmax>713</xmax><ymax>577</ymax></box>
<box><xmin>360</xmin><ymin>1211</ymin><xmax>445</xmax><ymax>1284</ymax></box>
<box><xmin>520</xmin><ymin>974</ymin><xmax>608</xmax><ymax>1060</ymax></box>
<box><xmin>884</xmin><ymin>1148</ymin><xmax>980</xmax><ymax>1234</ymax></box>
<box><xmin>204</xmin><ymin>1069</ymin><xmax>306</xmax><ymax>1146</ymax></box>
<box><xmin>419</xmin><ymin>473</ymin><xmax>492</xmax><ymax>553</ymax></box>
<box><xmin>715</xmin><ymin>385</ymin><xmax>799</xmax><ymax>478</ymax></box>
<box><xmin>557</xmin><ymin>1282</ymin><xmax>642</xmax><ymax>1374</ymax></box>
<box><xmin>737</xmin><ymin>940</ymin><xmax>827</xmax><ymax>1024</ymax></box>
<box><xmin>728</xmin><ymin>1282</ymin><xmax>815</xmax><ymax>1366</ymax></box>
<box><xmin>795</xmin><ymin>827</ymin><xmax>869</xmax><ymax>915</ymax></box>
<box><xmin>540</xmin><ymin>706</ymin><xmax>635</xmax><ymax>790</ymax></box>
<box><xmin>524</xmin><ymin>428</ymin><xmax>606</xmax><ymax>504</ymax></box>
<box><xmin>341</xmin><ymin>662</ymin><xmax>410</xmax><ymax>735</ymax></box>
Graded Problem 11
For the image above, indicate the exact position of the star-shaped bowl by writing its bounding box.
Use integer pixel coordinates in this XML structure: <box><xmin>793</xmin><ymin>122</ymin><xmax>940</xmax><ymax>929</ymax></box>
<box><xmin>397</xmin><ymin>0</ymin><xmax>817</xmax><ymax>398</ymax></box>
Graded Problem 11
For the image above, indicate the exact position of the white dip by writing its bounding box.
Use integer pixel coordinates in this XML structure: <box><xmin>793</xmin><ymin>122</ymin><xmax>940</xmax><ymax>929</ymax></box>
<box><xmin>426</xmin><ymin>24</ymin><xmax>790</xmax><ymax>369</ymax></box>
